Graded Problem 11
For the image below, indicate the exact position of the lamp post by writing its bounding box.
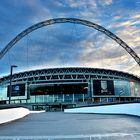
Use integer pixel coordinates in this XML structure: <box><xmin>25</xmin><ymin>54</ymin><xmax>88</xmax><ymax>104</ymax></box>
<box><xmin>9</xmin><ymin>65</ymin><xmax>18</xmax><ymax>104</ymax></box>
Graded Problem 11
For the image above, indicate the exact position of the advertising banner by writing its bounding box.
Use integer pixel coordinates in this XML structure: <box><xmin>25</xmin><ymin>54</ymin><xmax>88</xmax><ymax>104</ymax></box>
<box><xmin>7</xmin><ymin>84</ymin><xmax>25</xmax><ymax>97</ymax></box>
<box><xmin>93</xmin><ymin>80</ymin><xmax>114</xmax><ymax>95</ymax></box>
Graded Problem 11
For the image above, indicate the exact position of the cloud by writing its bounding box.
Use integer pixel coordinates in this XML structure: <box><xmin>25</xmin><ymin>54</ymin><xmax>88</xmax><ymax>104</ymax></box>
<box><xmin>116</xmin><ymin>20</ymin><xmax>140</xmax><ymax>28</ymax></box>
<box><xmin>116</xmin><ymin>27</ymin><xmax>140</xmax><ymax>51</ymax></box>
<box><xmin>105</xmin><ymin>11</ymin><xmax>140</xmax><ymax>69</ymax></box>
<box><xmin>66</xmin><ymin>0</ymin><xmax>113</xmax><ymax>8</ymax></box>
<box><xmin>98</xmin><ymin>0</ymin><xmax>113</xmax><ymax>6</ymax></box>
<box><xmin>75</xmin><ymin>30</ymin><xmax>140</xmax><ymax>76</ymax></box>
<box><xmin>66</xmin><ymin>0</ymin><xmax>97</xmax><ymax>8</ymax></box>
<box><xmin>130</xmin><ymin>12</ymin><xmax>140</xmax><ymax>19</ymax></box>
<box><xmin>107</xmin><ymin>17</ymin><xmax>140</xmax><ymax>31</ymax></box>
<box><xmin>112</xmin><ymin>16</ymin><xmax>121</xmax><ymax>21</ymax></box>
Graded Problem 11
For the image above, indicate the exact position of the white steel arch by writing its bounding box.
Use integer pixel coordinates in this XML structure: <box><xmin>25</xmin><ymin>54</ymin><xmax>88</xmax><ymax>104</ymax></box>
<box><xmin>0</xmin><ymin>18</ymin><xmax>140</xmax><ymax>66</ymax></box>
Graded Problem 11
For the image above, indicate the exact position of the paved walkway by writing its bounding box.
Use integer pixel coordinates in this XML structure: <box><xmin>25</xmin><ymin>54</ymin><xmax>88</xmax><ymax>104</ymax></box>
<box><xmin>0</xmin><ymin>112</ymin><xmax>140</xmax><ymax>139</ymax></box>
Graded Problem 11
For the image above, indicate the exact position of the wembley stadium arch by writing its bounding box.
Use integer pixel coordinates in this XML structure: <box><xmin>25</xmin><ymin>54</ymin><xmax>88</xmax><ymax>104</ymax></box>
<box><xmin>0</xmin><ymin>18</ymin><xmax>140</xmax><ymax>110</ymax></box>
<box><xmin>0</xmin><ymin>18</ymin><xmax>140</xmax><ymax>65</ymax></box>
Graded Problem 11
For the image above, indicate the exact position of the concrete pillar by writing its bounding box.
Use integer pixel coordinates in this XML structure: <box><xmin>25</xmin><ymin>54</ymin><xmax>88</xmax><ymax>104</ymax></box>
<box><xmin>82</xmin><ymin>94</ymin><xmax>85</xmax><ymax>102</ymax></box>
<box><xmin>72</xmin><ymin>94</ymin><xmax>74</xmax><ymax>102</ymax></box>
<box><xmin>63</xmin><ymin>94</ymin><xmax>64</xmax><ymax>102</ymax></box>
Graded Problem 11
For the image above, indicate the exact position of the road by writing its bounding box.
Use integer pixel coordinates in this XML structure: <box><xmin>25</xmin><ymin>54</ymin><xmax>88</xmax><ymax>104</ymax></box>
<box><xmin>0</xmin><ymin>112</ymin><xmax>140</xmax><ymax>139</ymax></box>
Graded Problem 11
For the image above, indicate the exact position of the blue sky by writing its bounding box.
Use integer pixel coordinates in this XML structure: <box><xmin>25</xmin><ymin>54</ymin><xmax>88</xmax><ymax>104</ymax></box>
<box><xmin>0</xmin><ymin>0</ymin><xmax>140</xmax><ymax>76</ymax></box>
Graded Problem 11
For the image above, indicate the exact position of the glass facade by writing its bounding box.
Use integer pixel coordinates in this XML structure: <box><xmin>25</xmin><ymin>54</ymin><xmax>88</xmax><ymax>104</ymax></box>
<box><xmin>0</xmin><ymin>79</ymin><xmax>140</xmax><ymax>104</ymax></box>
<box><xmin>0</xmin><ymin>84</ymin><xmax>27</xmax><ymax>102</ymax></box>
<box><xmin>114</xmin><ymin>80</ymin><xmax>131</xmax><ymax>96</ymax></box>
<box><xmin>92</xmin><ymin>80</ymin><xmax>132</xmax><ymax>96</ymax></box>
<box><xmin>30</xmin><ymin>83</ymin><xmax>88</xmax><ymax>95</ymax></box>
<box><xmin>130</xmin><ymin>81</ymin><xmax>140</xmax><ymax>97</ymax></box>
<box><xmin>26</xmin><ymin>83</ymin><xmax>87</xmax><ymax>103</ymax></box>
<box><xmin>26</xmin><ymin>94</ymin><xmax>85</xmax><ymax>103</ymax></box>
<box><xmin>0</xmin><ymin>86</ymin><xmax>7</xmax><ymax>100</ymax></box>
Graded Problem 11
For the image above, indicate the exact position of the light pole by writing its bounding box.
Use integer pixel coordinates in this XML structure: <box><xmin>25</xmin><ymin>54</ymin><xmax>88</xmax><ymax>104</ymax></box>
<box><xmin>9</xmin><ymin>65</ymin><xmax>18</xmax><ymax>104</ymax></box>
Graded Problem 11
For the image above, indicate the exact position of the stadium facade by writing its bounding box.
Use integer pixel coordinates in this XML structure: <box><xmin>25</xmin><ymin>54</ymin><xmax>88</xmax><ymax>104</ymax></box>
<box><xmin>0</xmin><ymin>67</ymin><xmax>140</xmax><ymax>109</ymax></box>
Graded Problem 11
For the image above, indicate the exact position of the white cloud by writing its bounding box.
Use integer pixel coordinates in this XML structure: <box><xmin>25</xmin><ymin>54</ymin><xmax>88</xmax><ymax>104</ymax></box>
<box><xmin>130</xmin><ymin>12</ymin><xmax>140</xmax><ymax>19</ymax></box>
<box><xmin>66</xmin><ymin>0</ymin><xmax>97</xmax><ymax>8</ymax></box>
<box><xmin>98</xmin><ymin>0</ymin><xmax>112</xmax><ymax>6</ymax></box>
<box><xmin>75</xmin><ymin>30</ymin><xmax>140</xmax><ymax>75</ymax></box>
<box><xmin>117</xmin><ymin>20</ymin><xmax>140</xmax><ymax>27</ymax></box>
<box><xmin>106</xmin><ymin>12</ymin><xmax>140</xmax><ymax>67</ymax></box>
<box><xmin>66</xmin><ymin>0</ymin><xmax>113</xmax><ymax>8</ymax></box>
<box><xmin>116</xmin><ymin>27</ymin><xmax>140</xmax><ymax>50</ymax></box>
<box><xmin>112</xmin><ymin>16</ymin><xmax>121</xmax><ymax>21</ymax></box>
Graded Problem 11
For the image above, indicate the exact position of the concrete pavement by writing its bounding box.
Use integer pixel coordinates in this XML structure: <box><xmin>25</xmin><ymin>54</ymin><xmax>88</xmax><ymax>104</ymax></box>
<box><xmin>0</xmin><ymin>112</ymin><xmax>140</xmax><ymax>139</ymax></box>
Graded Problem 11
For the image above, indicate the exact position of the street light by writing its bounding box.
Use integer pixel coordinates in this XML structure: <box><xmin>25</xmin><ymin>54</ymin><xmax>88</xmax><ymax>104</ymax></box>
<box><xmin>9</xmin><ymin>65</ymin><xmax>18</xmax><ymax>104</ymax></box>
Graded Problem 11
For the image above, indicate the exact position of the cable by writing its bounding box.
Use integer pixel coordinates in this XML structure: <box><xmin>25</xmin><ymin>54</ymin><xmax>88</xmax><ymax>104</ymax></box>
<box><xmin>26</xmin><ymin>35</ymin><xmax>29</xmax><ymax>70</ymax></box>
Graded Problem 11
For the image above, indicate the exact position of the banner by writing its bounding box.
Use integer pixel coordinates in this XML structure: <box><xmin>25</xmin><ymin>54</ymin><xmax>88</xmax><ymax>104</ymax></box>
<box><xmin>7</xmin><ymin>84</ymin><xmax>25</xmax><ymax>97</ymax></box>
<box><xmin>93</xmin><ymin>80</ymin><xmax>114</xmax><ymax>95</ymax></box>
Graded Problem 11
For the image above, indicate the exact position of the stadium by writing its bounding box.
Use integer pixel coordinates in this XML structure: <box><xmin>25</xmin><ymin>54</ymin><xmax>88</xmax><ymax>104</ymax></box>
<box><xmin>0</xmin><ymin>67</ymin><xmax>140</xmax><ymax>110</ymax></box>
<box><xmin>0</xmin><ymin>18</ymin><xmax>140</xmax><ymax>110</ymax></box>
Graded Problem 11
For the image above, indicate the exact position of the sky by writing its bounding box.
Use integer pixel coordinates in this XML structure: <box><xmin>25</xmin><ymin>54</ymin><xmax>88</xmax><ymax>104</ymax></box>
<box><xmin>0</xmin><ymin>0</ymin><xmax>140</xmax><ymax>77</ymax></box>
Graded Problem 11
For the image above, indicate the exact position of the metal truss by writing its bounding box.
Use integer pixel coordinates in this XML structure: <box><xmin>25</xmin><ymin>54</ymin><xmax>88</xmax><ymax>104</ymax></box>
<box><xmin>0</xmin><ymin>67</ymin><xmax>139</xmax><ymax>85</ymax></box>
<box><xmin>0</xmin><ymin>18</ymin><xmax>140</xmax><ymax>66</ymax></box>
